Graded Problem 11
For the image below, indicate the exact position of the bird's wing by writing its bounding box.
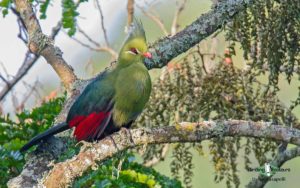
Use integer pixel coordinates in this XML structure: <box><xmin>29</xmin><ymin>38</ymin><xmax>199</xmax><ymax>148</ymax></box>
<box><xmin>66</xmin><ymin>71</ymin><xmax>115</xmax><ymax>141</ymax></box>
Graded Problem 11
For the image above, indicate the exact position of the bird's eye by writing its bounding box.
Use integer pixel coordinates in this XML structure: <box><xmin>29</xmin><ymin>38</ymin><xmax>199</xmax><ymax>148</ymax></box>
<box><xmin>130</xmin><ymin>48</ymin><xmax>138</xmax><ymax>55</ymax></box>
<box><xmin>126</xmin><ymin>48</ymin><xmax>141</xmax><ymax>56</ymax></box>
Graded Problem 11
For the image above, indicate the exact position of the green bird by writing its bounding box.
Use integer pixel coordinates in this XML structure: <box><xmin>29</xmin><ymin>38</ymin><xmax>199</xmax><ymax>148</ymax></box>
<box><xmin>21</xmin><ymin>20</ymin><xmax>152</xmax><ymax>152</ymax></box>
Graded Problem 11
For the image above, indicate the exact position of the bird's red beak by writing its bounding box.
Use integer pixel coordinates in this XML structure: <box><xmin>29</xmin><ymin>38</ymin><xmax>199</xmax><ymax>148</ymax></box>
<box><xmin>143</xmin><ymin>52</ymin><xmax>152</xmax><ymax>59</ymax></box>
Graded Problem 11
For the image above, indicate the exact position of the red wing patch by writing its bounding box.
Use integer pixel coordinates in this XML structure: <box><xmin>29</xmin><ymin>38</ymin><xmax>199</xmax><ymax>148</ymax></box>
<box><xmin>68</xmin><ymin>112</ymin><xmax>111</xmax><ymax>141</ymax></box>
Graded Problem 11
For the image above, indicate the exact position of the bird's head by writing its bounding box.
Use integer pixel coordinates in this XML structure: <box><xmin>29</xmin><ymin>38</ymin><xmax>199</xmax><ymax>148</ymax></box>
<box><xmin>118</xmin><ymin>19</ymin><xmax>152</xmax><ymax>66</ymax></box>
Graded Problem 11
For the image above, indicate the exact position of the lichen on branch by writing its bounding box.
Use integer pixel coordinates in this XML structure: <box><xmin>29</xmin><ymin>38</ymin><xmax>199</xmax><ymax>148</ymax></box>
<box><xmin>145</xmin><ymin>0</ymin><xmax>254</xmax><ymax>69</ymax></box>
<box><xmin>42</xmin><ymin>120</ymin><xmax>300</xmax><ymax>187</ymax></box>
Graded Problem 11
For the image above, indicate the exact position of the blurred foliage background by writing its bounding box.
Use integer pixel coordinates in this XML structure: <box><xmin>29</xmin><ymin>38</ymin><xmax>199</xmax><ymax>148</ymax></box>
<box><xmin>0</xmin><ymin>0</ymin><xmax>299</xmax><ymax>187</ymax></box>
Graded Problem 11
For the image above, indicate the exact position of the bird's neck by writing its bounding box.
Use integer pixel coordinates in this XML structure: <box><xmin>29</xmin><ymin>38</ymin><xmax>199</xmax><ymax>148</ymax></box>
<box><xmin>116</xmin><ymin>57</ymin><xmax>144</xmax><ymax>68</ymax></box>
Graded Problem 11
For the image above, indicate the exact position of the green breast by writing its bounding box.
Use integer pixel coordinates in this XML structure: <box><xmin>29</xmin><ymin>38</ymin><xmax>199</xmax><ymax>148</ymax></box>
<box><xmin>113</xmin><ymin>62</ymin><xmax>151</xmax><ymax>126</ymax></box>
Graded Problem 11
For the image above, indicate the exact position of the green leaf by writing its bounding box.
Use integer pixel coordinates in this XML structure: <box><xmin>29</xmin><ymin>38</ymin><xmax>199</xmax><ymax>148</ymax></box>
<box><xmin>39</xmin><ymin>0</ymin><xmax>51</xmax><ymax>19</ymax></box>
<box><xmin>0</xmin><ymin>0</ymin><xmax>11</xmax><ymax>7</ymax></box>
<box><xmin>61</xmin><ymin>0</ymin><xmax>81</xmax><ymax>36</ymax></box>
<box><xmin>0</xmin><ymin>0</ymin><xmax>11</xmax><ymax>17</ymax></box>
<box><xmin>73</xmin><ymin>153</ymin><xmax>182</xmax><ymax>187</ymax></box>
<box><xmin>0</xmin><ymin>96</ymin><xmax>65</xmax><ymax>185</ymax></box>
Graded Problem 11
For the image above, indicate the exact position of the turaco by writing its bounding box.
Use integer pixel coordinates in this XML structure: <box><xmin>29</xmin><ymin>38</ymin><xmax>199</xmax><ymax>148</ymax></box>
<box><xmin>21</xmin><ymin>19</ymin><xmax>152</xmax><ymax>152</ymax></box>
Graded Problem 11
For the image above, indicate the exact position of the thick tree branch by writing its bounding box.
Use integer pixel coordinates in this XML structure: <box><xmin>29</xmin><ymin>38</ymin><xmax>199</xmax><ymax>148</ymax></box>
<box><xmin>9</xmin><ymin>0</ymin><xmax>253</xmax><ymax>96</ymax></box>
<box><xmin>13</xmin><ymin>0</ymin><xmax>77</xmax><ymax>91</ymax></box>
<box><xmin>247</xmin><ymin>147</ymin><xmax>300</xmax><ymax>188</ymax></box>
<box><xmin>145</xmin><ymin>0</ymin><xmax>253</xmax><ymax>69</ymax></box>
<box><xmin>5</xmin><ymin>0</ymin><xmax>253</xmax><ymax>99</ymax></box>
<box><xmin>39</xmin><ymin>120</ymin><xmax>300</xmax><ymax>187</ymax></box>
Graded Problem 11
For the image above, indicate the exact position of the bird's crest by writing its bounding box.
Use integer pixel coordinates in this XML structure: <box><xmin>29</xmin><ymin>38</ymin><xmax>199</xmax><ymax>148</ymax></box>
<box><xmin>125</xmin><ymin>18</ymin><xmax>146</xmax><ymax>41</ymax></box>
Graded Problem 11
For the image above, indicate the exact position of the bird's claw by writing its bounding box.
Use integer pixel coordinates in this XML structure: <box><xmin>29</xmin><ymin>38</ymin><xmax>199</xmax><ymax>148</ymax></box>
<box><xmin>120</xmin><ymin>128</ymin><xmax>135</xmax><ymax>146</ymax></box>
<box><xmin>108</xmin><ymin>135</ymin><xmax>120</xmax><ymax>151</ymax></box>
<box><xmin>76</xmin><ymin>140</ymin><xmax>93</xmax><ymax>151</ymax></box>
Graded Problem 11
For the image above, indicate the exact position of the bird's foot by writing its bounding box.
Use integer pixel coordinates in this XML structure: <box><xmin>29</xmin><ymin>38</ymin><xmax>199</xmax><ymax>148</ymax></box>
<box><xmin>108</xmin><ymin>135</ymin><xmax>120</xmax><ymax>152</ymax></box>
<box><xmin>120</xmin><ymin>128</ymin><xmax>135</xmax><ymax>146</ymax></box>
<box><xmin>76</xmin><ymin>140</ymin><xmax>93</xmax><ymax>151</ymax></box>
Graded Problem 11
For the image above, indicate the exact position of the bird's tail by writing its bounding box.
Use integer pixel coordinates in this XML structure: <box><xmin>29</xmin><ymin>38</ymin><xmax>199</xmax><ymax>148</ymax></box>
<box><xmin>20</xmin><ymin>122</ymin><xmax>69</xmax><ymax>152</ymax></box>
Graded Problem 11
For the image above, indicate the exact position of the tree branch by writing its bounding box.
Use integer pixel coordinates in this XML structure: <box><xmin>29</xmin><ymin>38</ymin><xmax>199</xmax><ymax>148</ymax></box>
<box><xmin>0</xmin><ymin>19</ymin><xmax>62</xmax><ymax>101</ymax></box>
<box><xmin>137</xmin><ymin>2</ymin><xmax>169</xmax><ymax>36</ymax></box>
<box><xmin>127</xmin><ymin>0</ymin><xmax>135</xmax><ymax>28</ymax></box>
<box><xmin>39</xmin><ymin>120</ymin><xmax>300</xmax><ymax>187</ymax></box>
<box><xmin>95</xmin><ymin>0</ymin><xmax>109</xmax><ymax>46</ymax></box>
<box><xmin>171</xmin><ymin>0</ymin><xmax>187</xmax><ymax>36</ymax></box>
<box><xmin>6</xmin><ymin>0</ymin><xmax>253</xmax><ymax>98</ymax></box>
<box><xmin>67</xmin><ymin>32</ymin><xmax>118</xmax><ymax>60</ymax></box>
<box><xmin>143</xmin><ymin>143</ymin><xmax>169</xmax><ymax>167</ymax></box>
<box><xmin>13</xmin><ymin>0</ymin><xmax>77</xmax><ymax>91</ymax></box>
<box><xmin>0</xmin><ymin>52</ymin><xmax>37</xmax><ymax>101</ymax></box>
<box><xmin>9</xmin><ymin>0</ymin><xmax>253</xmax><ymax>96</ymax></box>
<box><xmin>246</xmin><ymin>147</ymin><xmax>300</xmax><ymax>188</ymax></box>
<box><xmin>145</xmin><ymin>0</ymin><xmax>254</xmax><ymax>69</ymax></box>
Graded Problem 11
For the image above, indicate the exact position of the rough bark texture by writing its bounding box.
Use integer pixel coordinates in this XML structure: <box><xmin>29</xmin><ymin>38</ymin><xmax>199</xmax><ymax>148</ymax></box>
<box><xmin>37</xmin><ymin>121</ymin><xmax>300</xmax><ymax>187</ymax></box>
<box><xmin>9</xmin><ymin>0</ymin><xmax>254</xmax><ymax>94</ymax></box>
<box><xmin>14</xmin><ymin>0</ymin><xmax>77</xmax><ymax>91</ymax></box>
<box><xmin>144</xmin><ymin>0</ymin><xmax>254</xmax><ymax>69</ymax></box>
<box><xmin>7</xmin><ymin>120</ymin><xmax>300</xmax><ymax>187</ymax></box>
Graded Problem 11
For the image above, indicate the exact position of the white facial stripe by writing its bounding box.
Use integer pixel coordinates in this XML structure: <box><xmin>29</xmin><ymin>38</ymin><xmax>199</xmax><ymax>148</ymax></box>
<box><xmin>126</xmin><ymin>51</ymin><xmax>137</xmax><ymax>55</ymax></box>
<box><xmin>136</xmin><ymin>48</ymin><xmax>141</xmax><ymax>54</ymax></box>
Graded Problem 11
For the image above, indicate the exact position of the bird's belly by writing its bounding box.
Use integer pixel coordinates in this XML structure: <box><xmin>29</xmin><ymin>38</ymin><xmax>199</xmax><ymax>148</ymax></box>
<box><xmin>113</xmin><ymin>70</ymin><xmax>151</xmax><ymax>127</ymax></box>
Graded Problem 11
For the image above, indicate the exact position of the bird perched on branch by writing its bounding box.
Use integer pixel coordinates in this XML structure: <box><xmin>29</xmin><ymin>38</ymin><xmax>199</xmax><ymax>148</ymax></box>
<box><xmin>21</xmin><ymin>19</ymin><xmax>152</xmax><ymax>152</ymax></box>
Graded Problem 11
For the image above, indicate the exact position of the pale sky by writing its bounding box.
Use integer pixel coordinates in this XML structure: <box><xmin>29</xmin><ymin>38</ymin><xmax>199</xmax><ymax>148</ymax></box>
<box><xmin>0</xmin><ymin>0</ymin><xmax>128</xmax><ymax>113</ymax></box>
<box><xmin>0</xmin><ymin>0</ymin><xmax>213</xmax><ymax>113</ymax></box>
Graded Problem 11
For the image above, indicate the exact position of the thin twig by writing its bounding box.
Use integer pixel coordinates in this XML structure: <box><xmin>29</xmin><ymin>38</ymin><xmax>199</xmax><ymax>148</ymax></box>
<box><xmin>97</xmin><ymin>47</ymin><xmax>118</xmax><ymax>60</ymax></box>
<box><xmin>15</xmin><ymin>80</ymin><xmax>40</xmax><ymax>112</ymax></box>
<box><xmin>127</xmin><ymin>0</ymin><xmax>135</xmax><ymax>27</ymax></box>
<box><xmin>11</xmin><ymin>89</ymin><xmax>19</xmax><ymax>111</ymax></box>
<box><xmin>16</xmin><ymin>19</ymin><xmax>28</xmax><ymax>43</ymax></box>
<box><xmin>67</xmin><ymin>32</ymin><xmax>100</xmax><ymax>51</ymax></box>
<box><xmin>171</xmin><ymin>0</ymin><xmax>187</xmax><ymax>36</ymax></box>
<box><xmin>197</xmin><ymin>45</ymin><xmax>209</xmax><ymax>74</ymax></box>
<box><xmin>0</xmin><ymin>53</ymin><xmax>38</xmax><ymax>101</ymax></box>
<box><xmin>67</xmin><ymin>32</ymin><xmax>118</xmax><ymax>60</ymax></box>
<box><xmin>95</xmin><ymin>0</ymin><xmax>109</xmax><ymax>46</ymax></box>
<box><xmin>22</xmin><ymin>80</ymin><xmax>42</xmax><ymax>101</ymax></box>
<box><xmin>77</xmin><ymin>26</ymin><xmax>101</xmax><ymax>47</ymax></box>
<box><xmin>136</xmin><ymin>3</ymin><xmax>169</xmax><ymax>36</ymax></box>
<box><xmin>0</xmin><ymin>74</ymin><xmax>9</xmax><ymax>85</ymax></box>
<box><xmin>14</xmin><ymin>0</ymin><xmax>77</xmax><ymax>91</ymax></box>
<box><xmin>0</xmin><ymin>19</ymin><xmax>63</xmax><ymax>101</ymax></box>
<box><xmin>144</xmin><ymin>144</ymin><xmax>169</xmax><ymax>167</ymax></box>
